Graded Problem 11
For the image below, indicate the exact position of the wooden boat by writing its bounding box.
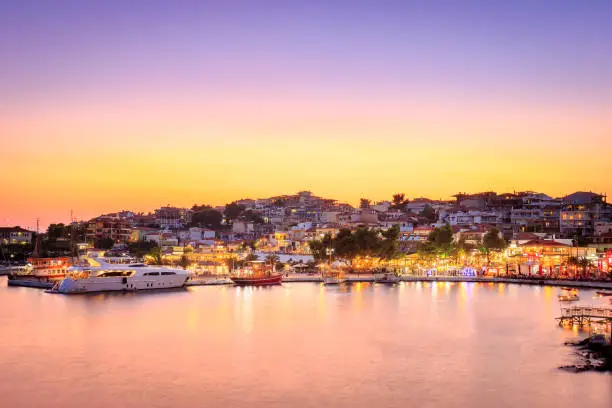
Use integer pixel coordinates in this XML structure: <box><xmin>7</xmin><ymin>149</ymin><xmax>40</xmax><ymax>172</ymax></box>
<box><xmin>558</xmin><ymin>287</ymin><xmax>579</xmax><ymax>302</ymax></box>
<box><xmin>230</xmin><ymin>261</ymin><xmax>282</xmax><ymax>286</ymax></box>
<box><xmin>7</xmin><ymin>257</ymin><xmax>71</xmax><ymax>288</ymax></box>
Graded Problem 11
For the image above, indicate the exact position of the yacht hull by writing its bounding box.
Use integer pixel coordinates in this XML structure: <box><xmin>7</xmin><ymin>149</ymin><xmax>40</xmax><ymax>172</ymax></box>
<box><xmin>230</xmin><ymin>275</ymin><xmax>283</xmax><ymax>286</ymax></box>
<box><xmin>56</xmin><ymin>275</ymin><xmax>188</xmax><ymax>294</ymax></box>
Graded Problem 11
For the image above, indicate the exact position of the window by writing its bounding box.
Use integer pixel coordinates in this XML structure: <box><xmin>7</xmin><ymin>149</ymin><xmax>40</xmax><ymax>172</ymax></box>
<box><xmin>143</xmin><ymin>272</ymin><xmax>160</xmax><ymax>276</ymax></box>
<box><xmin>161</xmin><ymin>272</ymin><xmax>176</xmax><ymax>275</ymax></box>
<box><xmin>98</xmin><ymin>271</ymin><xmax>133</xmax><ymax>277</ymax></box>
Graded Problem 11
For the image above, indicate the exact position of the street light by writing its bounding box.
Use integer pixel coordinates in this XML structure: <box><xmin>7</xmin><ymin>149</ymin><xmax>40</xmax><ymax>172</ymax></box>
<box><xmin>325</xmin><ymin>247</ymin><xmax>334</xmax><ymax>265</ymax></box>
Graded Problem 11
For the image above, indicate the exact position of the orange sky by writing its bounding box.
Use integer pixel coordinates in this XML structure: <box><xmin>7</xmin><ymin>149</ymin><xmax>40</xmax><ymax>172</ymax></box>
<box><xmin>2</xmin><ymin>3</ymin><xmax>611</xmax><ymax>230</ymax></box>
<box><xmin>1</xmin><ymin>91</ymin><xmax>610</xmax><ymax>230</ymax></box>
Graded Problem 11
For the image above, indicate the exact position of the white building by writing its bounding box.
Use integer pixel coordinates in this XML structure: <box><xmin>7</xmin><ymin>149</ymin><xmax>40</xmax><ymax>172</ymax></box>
<box><xmin>0</xmin><ymin>227</ymin><xmax>33</xmax><ymax>245</ymax></box>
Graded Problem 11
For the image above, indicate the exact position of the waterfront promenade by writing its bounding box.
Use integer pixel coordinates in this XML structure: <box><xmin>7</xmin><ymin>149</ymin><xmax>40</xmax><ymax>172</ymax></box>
<box><xmin>282</xmin><ymin>273</ymin><xmax>612</xmax><ymax>289</ymax></box>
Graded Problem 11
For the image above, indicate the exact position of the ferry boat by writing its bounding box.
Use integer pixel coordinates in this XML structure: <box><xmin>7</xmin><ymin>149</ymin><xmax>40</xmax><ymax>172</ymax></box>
<box><xmin>7</xmin><ymin>257</ymin><xmax>72</xmax><ymax>288</ymax></box>
<box><xmin>50</xmin><ymin>258</ymin><xmax>188</xmax><ymax>294</ymax></box>
<box><xmin>230</xmin><ymin>261</ymin><xmax>282</xmax><ymax>286</ymax></box>
<box><xmin>558</xmin><ymin>288</ymin><xmax>580</xmax><ymax>302</ymax></box>
<box><xmin>375</xmin><ymin>271</ymin><xmax>401</xmax><ymax>284</ymax></box>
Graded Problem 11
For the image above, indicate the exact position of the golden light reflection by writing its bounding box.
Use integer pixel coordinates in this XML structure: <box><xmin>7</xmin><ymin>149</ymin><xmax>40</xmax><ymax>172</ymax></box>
<box><xmin>186</xmin><ymin>308</ymin><xmax>199</xmax><ymax>332</ymax></box>
<box><xmin>543</xmin><ymin>286</ymin><xmax>553</xmax><ymax>301</ymax></box>
<box><xmin>235</xmin><ymin>286</ymin><xmax>254</xmax><ymax>334</ymax></box>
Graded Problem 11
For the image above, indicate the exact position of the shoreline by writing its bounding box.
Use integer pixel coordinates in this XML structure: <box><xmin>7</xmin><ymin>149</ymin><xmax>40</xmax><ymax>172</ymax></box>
<box><xmin>3</xmin><ymin>275</ymin><xmax>612</xmax><ymax>290</ymax></box>
<box><xmin>283</xmin><ymin>274</ymin><xmax>612</xmax><ymax>289</ymax></box>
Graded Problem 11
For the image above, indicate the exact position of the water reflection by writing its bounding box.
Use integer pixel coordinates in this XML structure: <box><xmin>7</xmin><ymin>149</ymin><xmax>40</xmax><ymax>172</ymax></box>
<box><xmin>0</xmin><ymin>278</ymin><xmax>609</xmax><ymax>408</ymax></box>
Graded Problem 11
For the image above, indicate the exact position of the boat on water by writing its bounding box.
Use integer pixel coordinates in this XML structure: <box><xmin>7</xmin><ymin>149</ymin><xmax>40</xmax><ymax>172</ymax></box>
<box><xmin>375</xmin><ymin>271</ymin><xmax>401</xmax><ymax>284</ymax></box>
<box><xmin>229</xmin><ymin>261</ymin><xmax>283</xmax><ymax>286</ymax></box>
<box><xmin>7</xmin><ymin>257</ymin><xmax>72</xmax><ymax>288</ymax></box>
<box><xmin>186</xmin><ymin>275</ymin><xmax>233</xmax><ymax>286</ymax></box>
<box><xmin>595</xmin><ymin>290</ymin><xmax>612</xmax><ymax>297</ymax></box>
<box><xmin>319</xmin><ymin>260</ymin><xmax>347</xmax><ymax>285</ymax></box>
<box><xmin>558</xmin><ymin>288</ymin><xmax>580</xmax><ymax>302</ymax></box>
<box><xmin>49</xmin><ymin>257</ymin><xmax>188</xmax><ymax>294</ymax></box>
<box><xmin>322</xmin><ymin>270</ymin><xmax>346</xmax><ymax>285</ymax></box>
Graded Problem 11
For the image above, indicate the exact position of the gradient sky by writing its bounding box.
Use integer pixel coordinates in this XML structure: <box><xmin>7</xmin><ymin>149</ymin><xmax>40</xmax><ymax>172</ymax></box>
<box><xmin>1</xmin><ymin>0</ymin><xmax>611</xmax><ymax>229</ymax></box>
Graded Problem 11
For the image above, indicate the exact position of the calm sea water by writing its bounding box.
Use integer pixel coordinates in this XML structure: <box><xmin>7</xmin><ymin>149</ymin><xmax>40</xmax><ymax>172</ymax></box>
<box><xmin>0</xmin><ymin>278</ymin><xmax>610</xmax><ymax>408</ymax></box>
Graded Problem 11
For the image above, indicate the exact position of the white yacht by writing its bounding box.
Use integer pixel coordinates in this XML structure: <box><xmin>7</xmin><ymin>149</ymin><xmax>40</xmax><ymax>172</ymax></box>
<box><xmin>51</xmin><ymin>258</ymin><xmax>188</xmax><ymax>294</ymax></box>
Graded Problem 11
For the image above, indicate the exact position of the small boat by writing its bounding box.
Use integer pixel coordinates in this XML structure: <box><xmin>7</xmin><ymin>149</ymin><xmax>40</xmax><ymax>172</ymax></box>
<box><xmin>230</xmin><ymin>261</ymin><xmax>282</xmax><ymax>286</ymax></box>
<box><xmin>558</xmin><ymin>288</ymin><xmax>580</xmax><ymax>302</ymax></box>
<box><xmin>595</xmin><ymin>290</ymin><xmax>612</xmax><ymax>297</ymax></box>
<box><xmin>375</xmin><ymin>272</ymin><xmax>401</xmax><ymax>284</ymax></box>
<box><xmin>322</xmin><ymin>271</ymin><xmax>346</xmax><ymax>285</ymax></box>
<box><xmin>7</xmin><ymin>257</ymin><xmax>72</xmax><ymax>288</ymax></box>
<box><xmin>186</xmin><ymin>275</ymin><xmax>233</xmax><ymax>286</ymax></box>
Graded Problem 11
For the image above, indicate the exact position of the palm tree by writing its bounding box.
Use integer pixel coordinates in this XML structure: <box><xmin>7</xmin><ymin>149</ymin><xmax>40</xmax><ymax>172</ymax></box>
<box><xmin>264</xmin><ymin>253</ymin><xmax>280</xmax><ymax>266</ymax></box>
<box><xmin>577</xmin><ymin>257</ymin><xmax>592</xmax><ymax>280</ymax></box>
<box><xmin>566</xmin><ymin>256</ymin><xmax>578</xmax><ymax>279</ymax></box>
<box><xmin>245</xmin><ymin>253</ymin><xmax>259</xmax><ymax>262</ymax></box>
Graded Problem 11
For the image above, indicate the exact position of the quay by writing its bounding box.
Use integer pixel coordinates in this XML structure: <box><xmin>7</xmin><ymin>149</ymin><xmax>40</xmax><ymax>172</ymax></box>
<box><xmin>283</xmin><ymin>274</ymin><xmax>612</xmax><ymax>289</ymax></box>
<box><xmin>556</xmin><ymin>305</ymin><xmax>612</xmax><ymax>326</ymax></box>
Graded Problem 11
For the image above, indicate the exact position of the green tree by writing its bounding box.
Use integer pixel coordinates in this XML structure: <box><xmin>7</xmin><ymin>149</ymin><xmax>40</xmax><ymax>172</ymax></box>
<box><xmin>264</xmin><ymin>253</ymin><xmax>280</xmax><ymax>265</ymax></box>
<box><xmin>190</xmin><ymin>208</ymin><xmax>223</xmax><ymax>229</ymax></box>
<box><xmin>429</xmin><ymin>224</ymin><xmax>454</xmax><ymax>253</ymax></box>
<box><xmin>245</xmin><ymin>253</ymin><xmax>259</xmax><ymax>262</ymax></box>
<box><xmin>482</xmin><ymin>228</ymin><xmax>506</xmax><ymax>264</ymax></box>
<box><xmin>352</xmin><ymin>227</ymin><xmax>380</xmax><ymax>257</ymax></box>
<box><xmin>224</xmin><ymin>202</ymin><xmax>246</xmax><ymax>220</ymax></box>
<box><xmin>308</xmin><ymin>233</ymin><xmax>333</xmax><ymax>262</ymax></box>
<box><xmin>378</xmin><ymin>225</ymin><xmax>400</xmax><ymax>259</ymax></box>
<box><xmin>94</xmin><ymin>237</ymin><xmax>115</xmax><ymax>250</ymax></box>
<box><xmin>47</xmin><ymin>223</ymin><xmax>68</xmax><ymax>240</ymax></box>
<box><xmin>146</xmin><ymin>246</ymin><xmax>162</xmax><ymax>265</ymax></box>
<box><xmin>359</xmin><ymin>198</ymin><xmax>371</xmax><ymax>209</ymax></box>
<box><xmin>128</xmin><ymin>240</ymin><xmax>158</xmax><ymax>258</ymax></box>
<box><xmin>577</xmin><ymin>257</ymin><xmax>592</xmax><ymax>279</ymax></box>
<box><xmin>179</xmin><ymin>255</ymin><xmax>190</xmax><ymax>268</ymax></box>
<box><xmin>391</xmin><ymin>193</ymin><xmax>406</xmax><ymax>210</ymax></box>
<box><xmin>420</xmin><ymin>204</ymin><xmax>437</xmax><ymax>223</ymax></box>
<box><xmin>242</xmin><ymin>210</ymin><xmax>264</xmax><ymax>224</ymax></box>
<box><xmin>333</xmin><ymin>228</ymin><xmax>358</xmax><ymax>262</ymax></box>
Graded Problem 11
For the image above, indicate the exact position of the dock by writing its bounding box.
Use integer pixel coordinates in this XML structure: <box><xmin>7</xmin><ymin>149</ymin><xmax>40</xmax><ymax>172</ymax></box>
<box><xmin>556</xmin><ymin>306</ymin><xmax>612</xmax><ymax>326</ymax></box>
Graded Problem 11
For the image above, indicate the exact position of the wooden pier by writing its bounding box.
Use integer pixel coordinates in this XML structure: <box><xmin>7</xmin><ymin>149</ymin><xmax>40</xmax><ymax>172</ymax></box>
<box><xmin>556</xmin><ymin>306</ymin><xmax>612</xmax><ymax>326</ymax></box>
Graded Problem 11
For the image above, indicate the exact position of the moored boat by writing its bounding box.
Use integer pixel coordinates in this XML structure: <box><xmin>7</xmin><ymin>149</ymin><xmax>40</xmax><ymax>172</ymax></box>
<box><xmin>7</xmin><ymin>257</ymin><xmax>71</xmax><ymax>288</ymax></box>
<box><xmin>558</xmin><ymin>288</ymin><xmax>580</xmax><ymax>302</ymax></box>
<box><xmin>322</xmin><ymin>272</ymin><xmax>345</xmax><ymax>285</ymax></box>
<box><xmin>595</xmin><ymin>290</ymin><xmax>612</xmax><ymax>297</ymax></box>
<box><xmin>375</xmin><ymin>272</ymin><xmax>401</xmax><ymax>284</ymax></box>
<box><xmin>230</xmin><ymin>261</ymin><xmax>282</xmax><ymax>286</ymax></box>
<box><xmin>49</xmin><ymin>257</ymin><xmax>188</xmax><ymax>294</ymax></box>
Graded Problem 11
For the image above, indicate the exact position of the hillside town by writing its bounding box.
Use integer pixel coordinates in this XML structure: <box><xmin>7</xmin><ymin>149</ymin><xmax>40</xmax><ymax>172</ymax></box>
<box><xmin>2</xmin><ymin>190</ymin><xmax>612</xmax><ymax>279</ymax></box>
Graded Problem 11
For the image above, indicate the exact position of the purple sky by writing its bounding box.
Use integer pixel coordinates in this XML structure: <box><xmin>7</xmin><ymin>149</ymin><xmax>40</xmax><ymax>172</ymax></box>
<box><xmin>1</xmin><ymin>1</ymin><xmax>611</xmax><ymax>228</ymax></box>
<box><xmin>2</xmin><ymin>0</ymin><xmax>611</xmax><ymax>106</ymax></box>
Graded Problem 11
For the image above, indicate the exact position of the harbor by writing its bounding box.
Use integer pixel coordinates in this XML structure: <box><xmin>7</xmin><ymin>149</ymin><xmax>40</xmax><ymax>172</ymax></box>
<box><xmin>1</xmin><ymin>276</ymin><xmax>610</xmax><ymax>408</ymax></box>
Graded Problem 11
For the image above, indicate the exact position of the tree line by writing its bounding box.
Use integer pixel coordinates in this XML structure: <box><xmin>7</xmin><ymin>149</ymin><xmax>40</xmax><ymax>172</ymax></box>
<box><xmin>308</xmin><ymin>225</ymin><xmax>401</xmax><ymax>264</ymax></box>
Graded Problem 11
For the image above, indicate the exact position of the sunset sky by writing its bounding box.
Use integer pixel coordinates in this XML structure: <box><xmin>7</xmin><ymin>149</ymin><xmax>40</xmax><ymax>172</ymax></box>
<box><xmin>1</xmin><ymin>1</ymin><xmax>611</xmax><ymax>229</ymax></box>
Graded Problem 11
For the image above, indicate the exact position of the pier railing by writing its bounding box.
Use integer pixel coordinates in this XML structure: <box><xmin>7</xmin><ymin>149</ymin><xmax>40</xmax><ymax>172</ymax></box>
<box><xmin>560</xmin><ymin>306</ymin><xmax>612</xmax><ymax>319</ymax></box>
